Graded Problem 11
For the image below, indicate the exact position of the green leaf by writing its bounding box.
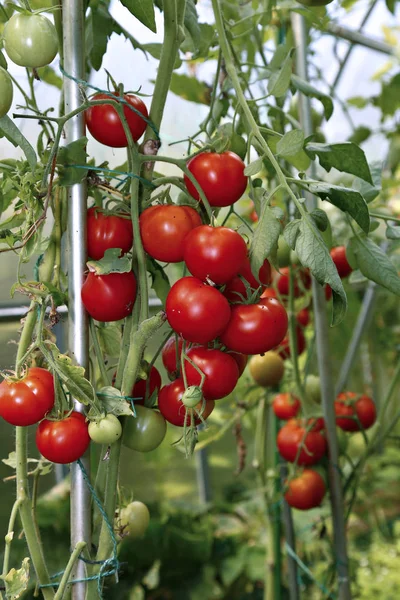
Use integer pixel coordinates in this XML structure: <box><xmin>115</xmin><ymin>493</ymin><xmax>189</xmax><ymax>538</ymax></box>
<box><xmin>346</xmin><ymin>96</ymin><xmax>369</xmax><ymax>109</ymax></box>
<box><xmin>276</xmin><ymin>129</ymin><xmax>304</xmax><ymax>158</ymax></box>
<box><xmin>244</xmin><ymin>157</ymin><xmax>263</xmax><ymax>176</ymax></box>
<box><xmin>120</xmin><ymin>0</ymin><xmax>156</xmax><ymax>33</ymax></box>
<box><xmin>291</xmin><ymin>74</ymin><xmax>334</xmax><ymax>121</ymax></box>
<box><xmin>268</xmin><ymin>49</ymin><xmax>294</xmax><ymax>98</ymax></box>
<box><xmin>36</xmin><ymin>66</ymin><xmax>63</xmax><ymax>89</ymax></box>
<box><xmin>87</xmin><ymin>248</ymin><xmax>132</xmax><ymax>275</ymax></box>
<box><xmin>373</xmin><ymin>73</ymin><xmax>400</xmax><ymax>117</ymax></box>
<box><xmin>266</xmin><ymin>134</ymin><xmax>310</xmax><ymax>171</ymax></box>
<box><xmin>283</xmin><ymin>218</ymin><xmax>347</xmax><ymax>325</ymax></box>
<box><xmin>249</xmin><ymin>201</ymin><xmax>282</xmax><ymax>277</ymax></box>
<box><xmin>386</xmin><ymin>225</ymin><xmax>400</xmax><ymax>239</ymax></box>
<box><xmin>142</xmin><ymin>43</ymin><xmax>181</xmax><ymax>69</ymax></box>
<box><xmin>305</xmin><ymin>142</ymin><xmax>373</xmax><ymax>184</ymax></box>
<box><xmin>1</xmin><ymin>558</ymin><xmax>30</xmax><ymax>600</ymax></box>
<box><xmin>146</xmin><ymin>257</ymin><xmax>170</xmax><ymax>304</ymax></box>
<box><xmin>0</xmin><ymin>51</ymin><xmax>7</xmax><ymax>70</ymax></box>
<box><xmin>0</xmin><ymin>116</ymin><xmax>37</xmax><ymax>171</ymax></box>
<box><xmin>57</xmin><ymin>137</ymin><xmax>88</xmax><ymax>186</ymax></box>
<box><xmin>352</xmin><ymin>161</ymin><xmax>382</xmax><ymax>203</ymax></box>
<box><xmin>97</xmin><ymin>324</ymin><xmax>122</xmax><ymax>358</ymax></box>
<box><xmin>169</xmin><ymin>73</ymin><xmax>211</xmax><ymax>105</ymax></box>
<box><xmin>306</xmin><ymin>181</ymin><xmax>370</xmax><ymax>233</ymax></box>
<box><xmin>348</xmin><ymin>126</ymin><xmax>371</xmax><ymax>145</ymax></box>
<box><xmin>310</xmin><ymin>208</ymin><xmax>328</xmax><ymax>232</ymax></box>
<box><xmin>45</xmin><ymin>342</ymin><xmax>96</xmax><ymax>406</ymax></box>
<box><xmin>97</xmin><ymin>387</ymin><xmax>133</xmax><ymax>417</ymax></box>
<box><xmin>348</xmin><ymin>234</ymin><xmax>400</xmax><ymax>295</ymax></box>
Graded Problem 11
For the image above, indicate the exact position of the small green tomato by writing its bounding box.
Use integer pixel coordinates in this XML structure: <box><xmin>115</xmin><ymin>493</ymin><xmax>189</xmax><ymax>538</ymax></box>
<box><xmin>3</xmin><ymin>13</ymin><xmax>58</xmax><ymax>68</ymax></box>
<box><xmin>304</xmin><ymin>375</ymin><xmax>321</xmax><ymax>404</ymax></box>
<box><xmin>88</xmin><ymin>414</ymin><xmax>122</xmax><ymax>445</ymax></box>
<box><xmin>182</xmin><ymin>385</ymin><xmax>203</xmax><ymax>408</ymax></box>
<box><xmin>119</xmin><ymin>501</ymin><xmax>150</xmax><ymax>538</ymax></box>
<box><xmin>0</xmin><ymin>67</ymin><xmax>13</xmax><ymax>118</ymax></box>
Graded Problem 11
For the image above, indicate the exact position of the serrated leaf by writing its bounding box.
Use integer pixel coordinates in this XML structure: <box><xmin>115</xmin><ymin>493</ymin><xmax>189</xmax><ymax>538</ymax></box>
<box><xmin>291</xmin><ymin>74</ymin><xmax>334</xmax><ymax>121</ymax></box>
<box><xmin>45</xmin><ymin>342</ymin><xmax>96</xmax><ymax>406</ymax></box>
<box><xmin>57</xmin><ymin>137</ymin><xmax>88</xmax><ymax>186</ymax></box>
<box><xmin>250</xmin><ymin>202</ymin><xmax>282</xmax><ymax>277</ymax></box>
<box><xmin>386</xmin><ymin>225</ymin><xmax>400</xmax><ymax>239</ymax></box>
<box><xmin>97</xmin><ymin>324</ymin><xmax>122</xmax><ymax>358</ymax></box>
<box><xmin>276</xmin><ymin>129</ymin><xmax>304</xmax><ymax>158</ymax></box>
<box><xmin>121</xmin><ymin>0</ymin><xmax>156</xmax><ymax>33</ymax></box>
<box><xmin>306</xmin><ymin>142</ymin><xmax>373</xmax><ymax>184</ymax></box>
<box><xmin>169</xmin><ymin>73</ymin><xmax>211</xmax><ymax>105</ymax></box>
<box><xmin>307</xmin><ymin>182</ymin><xmax>370</xmax><ymax>233</ymax></box>
<box><xmin>1</xmin><ymin>558</ymin><xmax>30</xmax><ymax>599</ymax></box>
<box><xmin>268</xmin><ymin>49</ymin><xmax>294</xmax><ymax>98</ymax></box>
<box><xmin>244</xmin><ymin>158</ymin><xmax>263</xmax><ymax>176</ymax></box>
<box><xmin>348</xmin><ymin>234</ymin><xmax>400</xmax><ymax>295</ymax></box>
<box><xmin>87</xmin><ymin>248</ymin><xmax>132</xmax><ymax>275</ymax></box>
<box><xmin>0</xmin><ymin>116</ymin><xmax>37</xmax><ymax>171</ymax></box>
<box><xmin>353</xmin><ymin>161</ymin><xmax>382</xmax><ymax>203</ymax></box>
<box><xmin>146</xmin><ymin>257</ymin><xmax>170</xmax><ymax>304</ymax></box>
<box><xmin>97</xmin><ymin>386</ymin><xmax>133</xmax><ymax>417</ymax></box>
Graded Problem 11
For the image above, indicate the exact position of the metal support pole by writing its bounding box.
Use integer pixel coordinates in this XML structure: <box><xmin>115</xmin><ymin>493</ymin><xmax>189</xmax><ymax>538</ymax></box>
<box><xmin>324</xmin><ymin>22</ymin><xmax>395</xmax><ymax>56</ymax></box>
<box><xmin>291</xmin><ymin>13</ymin><xmax>352</xmax><ymax>600</ymax></box>
<box><xmin>195</xmin><ymin>443</ymin><xmax>212</xmax><ymax>504</ymax></box>
<box><xmin>63</xmin><ymin>2</ymin><xmax>90</xmax><ymax>598</ymax></box>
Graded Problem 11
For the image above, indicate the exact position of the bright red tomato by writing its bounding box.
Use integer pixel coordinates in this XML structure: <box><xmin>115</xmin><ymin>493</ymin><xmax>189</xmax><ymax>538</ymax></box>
<box><xmin>140</xmin><ymin>205</ymin><xmax>202</xmax><ymax>263</ymax></box>
<box><xmin>183</xmin><ymin>226</ymin><xmax>247</xmax><ymax>284</ymax></box>
<box><xmin>132</xmin><ymin>366</ymin><xmax>162</xmax><ymax>405</ymax></box>
<box><xmin>277</xmin><ymin>419</ymin><xmax>327</xmax><ymax>466</ymax></box>
<box><xmin>296</xmin><ymin>308</ymin><xmax>310</xmax><ymax>327</ymax></box>
<box><xmin>86</xmin><ymin>93</ymin><xmax>148</xmax><ymax>147</ymax></box>
<box><xmin>166</xmin><ymin>277</ymin><xmax>231</xmax><ymax>344</ymax></box>
<box><xmin>273</xmin><ymin>393</ymin><xmax>301</xmax><ymax>420</ymax></box>
<box><xmin>277</xmin><ymin>326</ymin><xmax>306</xmax><ymax>360</ymax></box>
<box><xmin>325</xmin><ymin>285</ymin><xmax>332</xmax><ymax>301</ymax></box>
<box><xmin>36</xmin><ymin>412</ymin><xmax>90</xmax><ymax>464</ymax></box>
<box><xmin>260</xmin><ymin>287</ymin><xmax>278</xmax><ymax>301</ymax></box>
<box><xmin>87</xmin><ymin>207</ymin><xmax>133</xmax><ymax>260</ymax></box>
<box><xmin>276</xmin><ymin>267</ymin><xmax>311</xmax><ymax>297</ymax></box>
<box><xmin>184</xmin><ymin>151</ymin><xmax>247</xmax><ymax>207</ymax></box>
<box><xmin>158</xmin><ymin>379</ymin><xmax>214</xmax><ymax>426</ymax></box>
<box><xmin>220</xmin><ymin>298</ymin><xmax>288</xmax><ymax>355</ymax></box>
<box><xmin>0</xmin><ymin>368</ymin><xmax>54</xmax><ymax>426</ymax></box>
<box><xmin>223</xmin><ymin>257</ymin><xmax>272</xmax><ymax>302</ymax></box>
<box><xmin>285</xmin><ymin>469</ymin><xmax>326</xmax><ymax>510</ymax></box>
<box><xmin>330</xmin><ymin>246</ymin><xmax>352</xmax><ymax>279</ymax></box>
<box><xmin>227</xmin><ymin>352</ymin><xmax>248</xmax><ymax>376</ymax></box>
<box><xmin>183</xmin><ymin>347</ymin><xmax>239</xmax><ymax>400</ymax></box>
<box><xmin>81</xmin><ymin>271</ymin><xmax>137</xmax><ymax>322</ymax></box>
<box><xmin>161</xmin><ymin>337</ymin><xmax>184</xmax><ymax>375</ymax></box>
<box><xmin>335</xmin><ymin>392</ymin><xmax>376</xmax><ymax>432</ymax></box>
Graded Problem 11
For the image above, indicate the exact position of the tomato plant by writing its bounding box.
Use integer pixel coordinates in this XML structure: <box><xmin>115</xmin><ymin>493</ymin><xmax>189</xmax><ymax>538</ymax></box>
<box><xmin>87</xmin><ymin>207</ymin><xmax>133</xmax><ymax>260</ymax></box>
<box><xmin>119</xmin><ymin>501</ymin><xmax>150</xmax><ymax>538</ymax></box>
<box><xmin>276</xmin><ymin>267</ymin><xmax>311</xmax><ymax>297</ymax></box>
<box><xmin>284</xmin><ymin>469</ymin><xmax>326</xmax><ymax>510</ymax></box>
<box><xmin>249</xmin><ymin>352</ymin><xmax>285</xmax><ymax>387</ymax></box>
<box><xmin>335</xmin><ymin>392</ymin><xmax>377</xmax><ymax>432</ymax></box>
<box><xmin>277</xmin><ymin>420</ymin><xmax>327</xmax><ymax>466</ymax></box>
<box><xmin>272</xmin><ymin>393</ymin><xmax>301</xmax><ymax>420</ymax></box>
<box><xmin>183</xmin><ymin>347</ymin><xmax>239</xmax><ymax>400</ymax></box>
<box><xmin>223</xmin><ymin>257</ymin><xmax>272</xmax><ymax>302</ymax></box>
<box><xmin>277</xmin><ymin>326</ymin><xmax>306</xmax><ymax>360</ymax></box>
<box><xmin>3</xmin><ymin>13</ymin><xmax>58</xmax><ymax>68</ymax></box>
<box><xmin>132</xmin><ymin>366</ymin><xmax>162</xmax><ymax>405</ymax></box>
<box><xmin>88</xmin><ymin>414</ymin><xmax>122</xmax><ymax>445</ymax></box>
<box><xmin>0</xmin><ymin>67</ymin><xmax>13</xmax><ymax>119</ymax></box>
<box><xmin>330</xmin><ymin>246</ymin><xmax>353</xmax><ymax>279</ymax></box>
<box><xmin>161</xmin><ymin>337</ymin><xmax>184</xmax><ymax>375</ymax></box>
<box><xmin>122</xmin><ymin>405</ymin><xmax>167</xmax><ymax>452</ymax></box>
<box><xmin>36</xmin><ymin>412</ymin><xmax>90</xmax><ymax>464</ymax></box>
<box><xmin>158</xmin><ymin>379</ymin><xmax>214</xmax><ymax>426</ymax></box>
<box><xmin>0</xmin><ymin>368</ymin><xmax>54</xmax><ymax>426</ymax></box>
<box><xmin>81</xmin><ymin>271</ymin><xmax>137</xmax><ymax>322</ymax></box>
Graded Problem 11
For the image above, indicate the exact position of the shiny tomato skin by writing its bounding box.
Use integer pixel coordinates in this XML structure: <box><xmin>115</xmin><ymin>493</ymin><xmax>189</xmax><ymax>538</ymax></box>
<box><xmin>161</xmin><ymin>337</ymin><xmax>184</xmax><ymax>375</ymax></box>
<box><xmin>277</xmin><ymin>420</ymin><xmax>327</xmax><ymax>466</ymax></box>
<box><xmin>183</xmin><ymin>226</ymin><xmax>247</xmax><ymax>284</ymax></box>
<box><xmin>140</xmin><ymin>205</ymin><xmax>202</xmax><ymax>263</ymax></box>
<box><xmin>285</xmin><ymin>469</ymin><xmax>326</xmax><ymax>510</ymax></box>
<box><xmin>260</xmin><ymin>287</ymin><xmax>278</xmax><ymax>301</ymax></box>
<box><xmin>166</xmin><ymin>277</ymin><xmax>231</xmax><ymax>344</ymax></box>
<box><xmin>335</xmin><ymin>392</ymin><xmax>376</xmax><ymax>432</ymax></box>
<box><xmin>158</xmin><ymin>379</ymin><xmax>214</xmax><ymax>426</ymax></box>
<box><xmin>184</xmin><ymin>151</ymin><xmax>247</xmax><ymax>207</ymax></box>
<box><xmin>276</xmin><ymin>267</ymin><xmax>311</xmax><ymax>297</ymax></box>
<box><xmin>36</xmin><ymin>412</ymin><xmax>90</xmax><ymax>464</ymax></box>
<box><xmin>249</xmin><ymin>352</ymin><xmax>285</xmax><ymax>387</ymax></box>
<box><xmin>86</xmin><ymin>93</ymin><xmax>148</xmax><ymax>147</ymax></box>
<box><xmin>183</xmin><ymin>347</ymin><xmax>239</xmax><ymax>400</ymax></box>
<box><xmin>220</xmin><ymin>299</ymin><xmax>288</xmax><ymax>355</ymax></box>
<box><xmin>296</xmin><ymin>308</ymin><xmax>310</xmax><ymax>327</ymax></box>
<box><xmin>81</xmin><ymin>271</ymin><xmax>137</xmax><ymax>322</ymax></box>
<box><xmin>223</xmin><ymin>257</ymin><xmax>272</xmax><ymax>302</ymax></box>
<box><xmin>87</xmin><ymin>207</ymin><xmax>133</xmax><ymax>260</ymax></box>
<box><xmin>0</xmin><ymin>368</ymin><xmax>55</xmax><ymax>427</ymax></box>
<box><xmin>122</xmin><ymin>406</ymin><xmax>167</xmax><ymax>452</ymax></box>
<box><xmin>273</xmin><ymin>393</ymin><xmax>301</xmax><ymax>420</ymax></box>
<box><xmin>228</xmin><ymin>352</ymin><xmax>248</xmax><ymax>376</ymax></box>
<box><xmin>330</xmin><ymin>246</ymin><xmax>352</xmax><ymax>279</ymax></box>
<box><xmin>132</xmin><ymin>366</ymin><xmax>162</xmax><ymax>405</ymax></box>
<box><xmin>277</xmin><ymin>326</ymin><xmax>306</xmax><ymax>360</ymax></box>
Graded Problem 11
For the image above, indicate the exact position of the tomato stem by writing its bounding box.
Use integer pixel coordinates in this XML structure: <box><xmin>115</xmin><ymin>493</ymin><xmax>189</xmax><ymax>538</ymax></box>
<box><xmin>89</xmin><ymin>319</ymin><xmax>111</xmax><ymax>388</ymax></box>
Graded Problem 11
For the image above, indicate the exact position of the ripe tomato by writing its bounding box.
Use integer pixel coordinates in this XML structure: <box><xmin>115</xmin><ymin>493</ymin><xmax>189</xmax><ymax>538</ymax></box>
<box><xmin>325</xmin><ymin>285</ymin><xmax>332</xmax><ymax>301</ymax></box>
<box><xmin>87</xmin><ymin>207</ymin><xmax>133</xmax><ymax>260</ymax></box>
<box><xmin>183</xmin><ymin>226</ymin><xmax>247</xmax><ymax>284</ymax></box>
<box><xmin>228</xmin><ymin>352</ymin><xmax>248</xmax><ymax>376</ymax></box>
<box><xmin>161</xmin><ymin>337</ymin><xmax>184</xmax><ymax>375</ymax></box>
<box><xmin>140</xmin><ymin>205</ymin><xmax>202</xmax><ymax>263</ymax></box>
<box><xmin>296</xmin><ymin>308</ymin><xmax>310</xmax><ymax>327</ymax></box>
<box><xmin>335</xmin><ymin>392</ymin><xmax>376</xmax><ymax>432</ymax></box>
<box><xmin>166</xmin><ymin>277</ymin><xmax>231</xmax><ymax>344</ymax></box>
<box><xmin>249</xmin><ymin>352</ymin><xmax>284</xmax><ymax>387</ymax></box>
<box><xmin>260</xmin><ymin>287</ymin><xmax>278</xmax><ymax>301</ymax></box>
<box><xmin>285</xmin><ymin>469</ymin><xmax>326</xmax><ymax>511</ymax></box>
<box><xmin>3</xmin><ymin>13</ymin><xmax>58</xmax><ymax>68</ymax></box>
<box><xmin>330</xmin><ymin>246</ymin><xmax>352</xmax><ymax>279</ymax></box>
<box><xmin>0</xmin><ymin>368</ymin><xmax>54</xmax><ymax>426</ymax></box>
<box><xmin>223</xmin><ymin>257</ymin><xmax>272</xmax><ymax>302</ymax></box>
<box><xmin>88</xmin><ymin>414</ymin><xmax>122</xmax><ymax>445</ymax></box>
<box><xmin>81</xmin><ymin>271</ymin><xmax>137</xmax><ymax>322</ymax></box>
<box><xmin>184</xmin><ymin>151</ymin><xmax>247</xmax><ymax>207</ymax></box>
<box><xmin>86</xmin><ymin>93</ymin><xmax>148</xmax><ymax>147</ymax></box>
<box><xmin>277</xmin><ymin>420</ymin><xmax>327</xmax><ymax>466</ymax></box>
<box><xmin>122</xmin><ymin>405</ymin><xmax>167</xmax><ymax>452</ymax></box>
<box><xmin>276</xmin><ymin>267</ymin><xmax>311</xmax><ymax>297</ymax></box>
<box><xmin>0</xmin><ymin>67</ymin><xmax>13</xmax><ymax>119</ymax></box>
<box><xmin>220</xmin><ymin>299</ymin><xmax>288</xmax><ymax>355</ymax></box>
<box><xmin>273</xmin><ymin>393</ymin><xmax>301</xmax><ymax>420</ymax></box>
<box><xmin>183</xmin><ymin>347</ymin><xmax>239</xmax><ymax>400</ymax></box>
<box><xmin>158</xmin><ymin>379</ymin><xmax>214</xmax><ymax>426</ymax></box>
<box><xmin>36</xmin><ymin>412</ymin><xmax>90</xmax><ymax>464</ymax></box>
<box><xmin>132</xmin><ymin>366</ymin><xmax>162</xmax><ymax>405</ymax></box>
<box><xmin>277</xmin><ymin>326</ymin><xmax>306</xmax><ymax>360</ymax></box>
<box><xmin>119</xmin><ymin>501</ymin><xmax>150</xmax><ymax>538</ymax></box>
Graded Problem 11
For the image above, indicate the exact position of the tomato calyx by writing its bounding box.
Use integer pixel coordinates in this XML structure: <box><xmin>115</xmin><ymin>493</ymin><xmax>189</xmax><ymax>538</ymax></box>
<box><xmin>86</xmin><ymin>249</ymin><xmax>132</xmax><ymax>276</ymax></box>
<box><xmin>182</xmin><ymin>385</ymin><xmax>204</xmax><ymax>408</ymax></box>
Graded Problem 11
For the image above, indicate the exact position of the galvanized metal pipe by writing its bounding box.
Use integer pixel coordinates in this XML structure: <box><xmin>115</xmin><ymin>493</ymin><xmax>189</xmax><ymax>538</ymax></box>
<box><xmin>62</xmin><ymin>1</ymin><xmax>90</xmax><ymax>597</ymax></box>
<box><xmin>325</xmin><ymin>22</ymin><xmax>395</xmax><ymax>56</ymax></box>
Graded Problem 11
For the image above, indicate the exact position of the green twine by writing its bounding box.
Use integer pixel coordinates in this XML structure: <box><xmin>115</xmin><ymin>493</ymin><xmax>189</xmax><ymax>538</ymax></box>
<box><xmin>82</xmin><ymin>164</ymin><xmax>157</xmax><ymax>189</ymax></box>
<box><xmin>285</xmin><ymin>542</ymin><xmax>336</xmax><ymax>599</ymax></box>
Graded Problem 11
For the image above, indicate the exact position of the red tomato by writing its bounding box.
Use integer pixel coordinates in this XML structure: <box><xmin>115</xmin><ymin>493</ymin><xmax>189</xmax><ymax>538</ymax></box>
<box><xmin>183</xmin><ymin>347</ymin><xmax>239</xmax><ymax>400</ymax></box>
<box><xmin>86</xmin><ymin>93</ymin><xmax>148</xmax><ymax>147</ymax></box>
<box><xmin>166</xmin><ymin>277</ymin><xmax>231</xmax><ymax>344</ymax></box>
<box><xmin>132</xmin><ymin>366</ymin><xmax>162</xmax><ymax>405</ymax></box>
<box><xmin>227</xmin><ymin>352</ymin><xmax>248</xmax><ymax>376</ymax></box>
<box><xmin>277</xmin><ymin>326</ymin><xmax>306</xmax><ymax>360</ymax></box>
<box><xmin>277</xmin><ymin>419</ymin><xmax>327</xmax><ymax>466</ymax></box>
<box><xmin>87</xmin><ymin>207</ymin><xmax>133</xmax><ymax>260</ymax></box>
<box><xmin>325</xmin><ymin>284</ymin><xmax>332</xmax><ymax>301</ymax></box>
<box><xmin>272</xmin><ymin>393</ymin><xmax>301</xmax><ymax>420</ymax></box>
<box><xmin>158</xmin><ymin>379</ymin><xmax>214</xmax><ymax>426</ymax></box>
<box><xmin>296</xmin><ymin>308</ymin><xmax>310</xmax><ymax>327</ymax></box>
<box><xmin>0</xmin><ymin>368</ymin><xmax>54</xmax><ymax>426</ymax></box>
<box><xmin>161</xmin><ymin>337</ymin><xmax>184</xmax><ymax>375</ymax></box>
<box><xmin>276</xmin><ymin>267</ymin><xmax>311</xmax><ymax>297</ymax></box>
<box><xmin>184</xmin><ymin>151</ymin><xmax>247</xmax><ymax>207</ymax></box>
<box><xmin>140</xmin><ymin>205</ymin><xmax>202</xmax><ymax>263</ymax></box>
<box><xmin>183</xmin><ymin>226</ymin><xmax>247</xmax><ymax>284</ymax></box>
<box><xmin>223</xmin><ymin>257</ymin><xmax>272</xmax><ymax>302</ymax></box>
<box><xmin>330</xmin><ymin>246</ymin><xmax>352</xmax><ymax>279</ymax></box>
<box><xmin>81</xmin><ymin>271</ymin><xmax>137</xmax><ymax>322</ymax></box>
<box><xmin>220</xmin><ymin>298</ymin><xmax>288</xmax><ymax>355</ymax></box>
<box><xmin>335</xmin><ymin>392</ymin><xmax>376</xmax><ymax>432</ymax></box>
<box><xmin>36</xmin><ymin>412</ymin><xmax>90</xmax><ymax>464</ymax></box>
<box><xmin>260</xmin><ymin>287</ymin><xmax>278</xmax><ymax>301</ymax></box>
<box><xmin>285</xmin><ymin>469</ymin><xmax>326</xmax><ymax>510</ymax></box>
<box><xmin>250</xmin><ymin>210</ymin><xmax>258</xmax><ymax>222</ymax></box>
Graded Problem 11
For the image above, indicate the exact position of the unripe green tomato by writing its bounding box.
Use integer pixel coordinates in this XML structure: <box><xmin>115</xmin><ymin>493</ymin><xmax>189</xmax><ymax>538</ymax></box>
<box><xmin>277</xmin><ymin>236</ymin><xmax>291</xmax><ymax>268</ymax></box>
<box><xmin>122</xmin><ymin>405</ymin><xmax>167</xmax><ymax>452</ymax></box>
<box><xmin>88</xmin><ymin>414</ymin><xmax>122</xmax><ymax>445</ymax></box>
<box><xmin>304</xmin><ymin>375</ymin><xmax>321</xmax><ymax>404</ymax></box>
<box><xmin>182</xmin><ymin>385</ymin><xmax>203</xmax><ymax>408</ymax></box>
<box><xmin>119</xmin><ymin>501</ymin><xmax>150</xmax><ymax>538</ymax></box>
<box><xmin>3</xmin><ymin>13</ymin><xmax>58</xmax><ymax>68</ymax></box>
<box><xmin>0</xmin><ymin>67</ymin><xmax>13</xmax><ymax>118</ymax></box>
